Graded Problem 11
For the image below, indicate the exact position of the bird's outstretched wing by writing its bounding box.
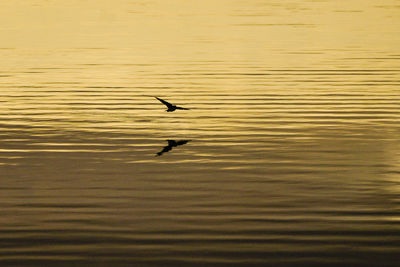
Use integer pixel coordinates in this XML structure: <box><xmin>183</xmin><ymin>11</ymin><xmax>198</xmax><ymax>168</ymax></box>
<box><xmin>155</xmin><ymin>97</ymin><xmax>174</xmax><ymax>109</ymax></box>
<box><xmin>175</xmin><ymin>106</ymin><xmax>190</xmax><ymax>110</ymax></box>
<box><xmin>156</xmin><ymin>145</ymin><xmax>172</xmax><ymax>156</ymax></box>
<box><xmin>176</xmin><ymin>140</ymin><xmax>190</xmax><ymax>146</ymax></box>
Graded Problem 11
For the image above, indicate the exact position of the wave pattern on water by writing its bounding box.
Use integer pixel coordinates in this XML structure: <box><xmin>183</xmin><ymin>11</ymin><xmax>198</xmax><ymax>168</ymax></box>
<box><xmin>1</xmin><ymin>0</ymin><xmax>400</xmax><ymax>266</ymax></box>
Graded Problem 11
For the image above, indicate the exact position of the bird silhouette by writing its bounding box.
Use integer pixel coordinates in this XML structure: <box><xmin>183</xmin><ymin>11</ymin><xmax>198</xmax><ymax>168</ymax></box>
<box><xmin>156</xmin><ymin>140</ymin><xmax>191</xmax><ymax>156</ymax></box>
<box><xmin>155</xmin><ymin>97</ymin><xmax>190</xmax><ymax>112</ymax></box>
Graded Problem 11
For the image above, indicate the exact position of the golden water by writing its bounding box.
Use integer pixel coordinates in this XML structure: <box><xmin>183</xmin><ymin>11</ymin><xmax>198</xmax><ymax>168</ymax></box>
<box><xmin>0</xmin><ymin>0</ymin><xmax>399</xmax><ymax>265</ymax></box>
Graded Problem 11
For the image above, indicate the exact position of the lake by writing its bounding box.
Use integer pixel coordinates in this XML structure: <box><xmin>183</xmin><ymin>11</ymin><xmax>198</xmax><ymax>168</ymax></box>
<box><xmin>0</xmin><ymin>0</ymin><xmax>399</xmax><ymax>266</ymax></box>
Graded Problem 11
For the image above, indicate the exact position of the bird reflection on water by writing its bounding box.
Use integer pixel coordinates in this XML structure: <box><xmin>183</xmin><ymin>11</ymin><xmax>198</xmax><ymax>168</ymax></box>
<box><xmin>156</xmin><ymin>140</ymin><xmax>191</xmax><ymax>156</ymax></box>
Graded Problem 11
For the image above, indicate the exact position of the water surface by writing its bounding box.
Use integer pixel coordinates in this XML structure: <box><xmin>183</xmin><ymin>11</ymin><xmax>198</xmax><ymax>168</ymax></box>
<box><xmin>0</xmin><ymin>0</ymin><xmax>400</xmax><ymax>266</ymax></box>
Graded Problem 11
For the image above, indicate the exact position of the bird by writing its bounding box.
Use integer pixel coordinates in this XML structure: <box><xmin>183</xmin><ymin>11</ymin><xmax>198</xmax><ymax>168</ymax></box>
<box><xmin>156</xmin><ymin>140</ymin><xmax>191</xmax><ymax>156</ymax></box>
<box><xmin>155</xmin><ymin>97</ymin><xmax>190</xmax><ymax>112</ymax></box>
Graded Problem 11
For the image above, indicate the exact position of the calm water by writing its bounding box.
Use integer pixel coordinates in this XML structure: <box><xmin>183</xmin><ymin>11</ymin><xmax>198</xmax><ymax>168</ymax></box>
<box><xmin>1</xmin><ymin>0</ymin><xmax>400</xmax><ymax>266</ymax></box>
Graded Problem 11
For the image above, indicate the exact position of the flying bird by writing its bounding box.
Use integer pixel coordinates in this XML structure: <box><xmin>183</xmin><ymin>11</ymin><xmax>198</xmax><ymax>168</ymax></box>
<box><xmin>156</xmin><ymin>140</ymin><xmax>191</xmax><ymax>156</ymax></box>
<box><xmin>155</xmin><ymin>97</ymin><xmax>190</xmax><ymax>112</ymax></box>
